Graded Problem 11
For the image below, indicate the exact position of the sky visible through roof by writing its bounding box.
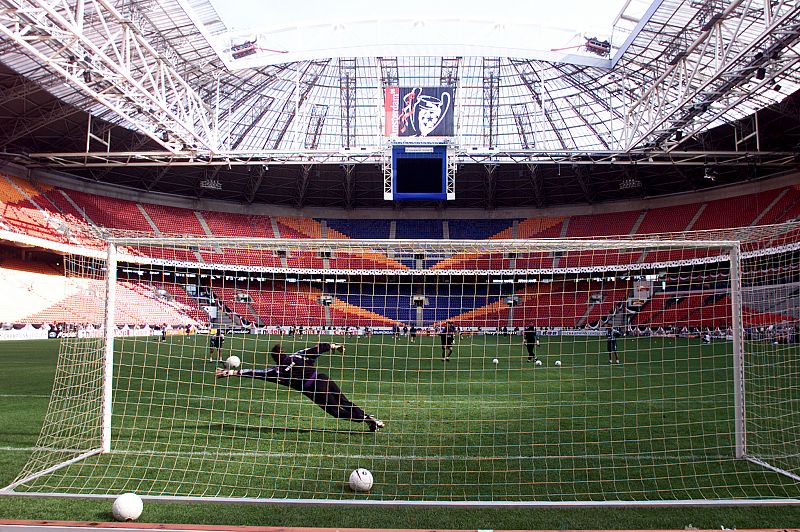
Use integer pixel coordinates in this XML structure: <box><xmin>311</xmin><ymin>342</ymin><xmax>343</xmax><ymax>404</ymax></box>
<box><xmin>207</xmin><ymin>0</ymin><xmax>634</xmax><ymax>57</ymax></box>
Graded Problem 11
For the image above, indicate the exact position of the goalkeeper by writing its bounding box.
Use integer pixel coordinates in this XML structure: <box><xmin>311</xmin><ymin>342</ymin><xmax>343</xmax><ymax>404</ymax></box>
<box><xmin>216</xmin><ymin>342</ymin><xmax>385</xmax><ymax>432</ymax></box>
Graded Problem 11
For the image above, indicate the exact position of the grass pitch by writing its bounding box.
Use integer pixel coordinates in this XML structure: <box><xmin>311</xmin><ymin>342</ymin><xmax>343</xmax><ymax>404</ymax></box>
<box><xmin>1</xmin><ymin>335</ymin><xmax>799</xmax><ymax>527</ymax></box>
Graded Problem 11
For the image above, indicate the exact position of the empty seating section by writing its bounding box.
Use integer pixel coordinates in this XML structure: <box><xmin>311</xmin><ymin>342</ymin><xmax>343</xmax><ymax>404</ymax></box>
<box><xmin>422</xmin><ymin>284</ymin><xmax>497</xmax><ymax>323</ymax></box>
<box><xmin>246</xmin><ymin>286</ymin><xmax>326</xmax><ymax>326</ymax></box>
<box><xmin>202</xmin><ymin>211</ymin><xmax>275</xmax><ymax>237</ymax></box>
<box><xmin>328</xmin><ymin>252</ymin><xmax>407</xmax><ymax>270</ymax></box>
<box><xmin>335</xmin><ymin>283</ymin><xmax>414</xmax><ymax>324</ymax></box>
<box><xmin>567</xmin><ymin>211</ymin><xmax>641</xmax><ymax>237</ymax></box>
<box><xmin>395</xmin><ymin>219</ymin><xmax>443</xmax><ymax>239</ymax></box>
<box><xmin>512</xmin><ymin>283</ymin><xmax>591</xmax><ymax>327</ymax></box>
<box><xmin>0</xmin><ymin>175</ymin><xmax>66</xmax><ymax>242</ymax></box>
<box><xmin>213</xmin><ymin>287</ymin><xmax>261</xmax><ymax>323</ymax></box>
<box><xmin>328</xmin><ymin>299</ymin><xmax>396</xmax><ymax>326</ymax></box>
<box><xmin>2</xmin><ymin>177</ymin><xmax>800</xmax><ymax>278</ymax></box>
<box><xmin>636</xmin><ymin>204</ymin><xmax>701</xmax><ymax>235</ymax></box>
<box><xmin>448</xmin><ymin>219</ymin><xmax>515</xmax><ymax>239</ymax></box>
<box><xmin>433</xmin><ymin>253</ymin><xmax>510</xmax><ymax>270</ymax></box>
<box><xmin>325</xmin><ymin>219</ymin><xmax>391</xmax><ymax>239</ymax></box>
<box><xmin>758</xmin><ymin>186</ymin><xmax>800</xmax><ymax>224</ymax></box>
<box><xmin>449</xmin><ymin>300</ymin><xmax>508</xmax><ymax>327</ymax></box>
<box><xmin>285</xmin><ymin>252</ymin><xmax>324</xmax><ymax>269</ymax></box>
<box><xmin>142</xmin><ymin>203</ymin><xmax>206</xmax><ymax>235</ymax></box>
<box><xmin>275</xmin><ymin>217</ymin><xmax>320</xmax><ymax>238</ymax></box>
<box><xmin>0</xmin><ymin>263</ymin><xmax>201</xmax><ymax>325</ymax></box>
<box><xmin>201</xmin><ymin>248</ymin><xmax>283</xmax><ymax>268</ymax></box>
<box><xmin>65</xmin><ymin>190</ymin><xmax>153</xmax><ymax>232</ymax></box>
<box><xmin>516</xmin><ymin>217</ymin><xmax>565</xmax><ymax>238</ymax></box>
<box><xmin>692</xmin><ymin>191</ymin><xmax>781</xmax><ymax>231</ymax></box>
<box><xmin>151</xmin><ymin>282</ymin><xmax>209</xmax><ymax>323</ymax></box>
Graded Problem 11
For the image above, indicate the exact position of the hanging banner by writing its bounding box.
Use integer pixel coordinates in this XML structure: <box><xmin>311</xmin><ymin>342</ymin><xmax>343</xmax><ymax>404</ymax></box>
<box><xmin>384</xmin><ymin>87</ymin><xmax>455</xmax><ymax>137</ymax></box>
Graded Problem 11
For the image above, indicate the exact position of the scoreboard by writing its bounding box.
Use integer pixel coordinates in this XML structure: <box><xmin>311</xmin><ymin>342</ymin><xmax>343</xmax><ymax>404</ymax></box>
<box><xmin>389</xmin><ymin>144</ymin><xmax>448</xmax><ymax>201</ymax></box>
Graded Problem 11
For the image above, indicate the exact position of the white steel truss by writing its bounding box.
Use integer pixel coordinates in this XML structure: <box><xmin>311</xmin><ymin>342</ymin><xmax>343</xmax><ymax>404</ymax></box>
<box><xmin>621</xmin><ymin>0</ymin><xmax>800</xmax><ymax>151</ymax></box>
<box><xmin>25</xmin><ymin>147</ymin><xmax>798</xmax><ymax>167</ymax></box>
<box><xmin>0</xmin><ymin>0</ymin><xmax>219</xmax><ymax>152</ymax></box>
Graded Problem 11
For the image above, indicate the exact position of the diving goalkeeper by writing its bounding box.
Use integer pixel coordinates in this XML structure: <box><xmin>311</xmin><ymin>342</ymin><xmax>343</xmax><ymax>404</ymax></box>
<box><xmin>216</xmin><ymin>342</ymin><xmax>385</xmax><ymax>432</ymax></box>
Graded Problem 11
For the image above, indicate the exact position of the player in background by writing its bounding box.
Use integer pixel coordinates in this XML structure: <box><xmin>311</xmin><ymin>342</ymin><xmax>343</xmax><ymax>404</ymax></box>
<box><xmin>606</xmin><ymin>324</ymin><xmax>622</xmax><ymax>364</ymax></box>
<box><xmin>208</xmin><ymin>328</ymin><xmax>225</xmax><ymax>363</ymax></box>
<box><xmin>523</xmin><ymin>324</ymin><xmax>539</xmax><ymax>362</ymax></box>
<box><xmin>216</xmin><ymin>342</ymin><xmax>384</xmax><ymax>432</ymax></box>
<box><xmin>440</xmin><ymin>321</ymin><xmax>457</xmax><ymax>361</ymax></box>
<box><xmin>409</xmin><ymin>325</ymin><xmax>417</xmax><ymax>343</ymax></box>
<box><xmin>160</xmin><ymin>324</ymin><xmax>168</xmax><ymax>342</ymax></box>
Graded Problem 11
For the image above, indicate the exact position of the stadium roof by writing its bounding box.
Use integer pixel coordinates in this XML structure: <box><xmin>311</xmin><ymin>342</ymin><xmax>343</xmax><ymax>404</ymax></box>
<box><xmin>0</xmin><ymin>0</ymin><xmax>799</xmax><ymax>208</ymax></box>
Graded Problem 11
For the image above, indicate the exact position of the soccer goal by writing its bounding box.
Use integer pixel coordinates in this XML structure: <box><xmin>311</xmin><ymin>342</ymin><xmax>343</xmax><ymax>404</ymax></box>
<box><xmin>4</xmin><ymin>224</ymin><xmax>800</xmax><ymax>504</ymax></box>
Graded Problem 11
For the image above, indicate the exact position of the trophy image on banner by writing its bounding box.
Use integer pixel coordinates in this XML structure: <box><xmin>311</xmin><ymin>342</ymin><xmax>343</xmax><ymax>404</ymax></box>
<box><xmin>397</xmin><ymin>87</ymin><xmax>453</xmax><ymax>137</ymax></box>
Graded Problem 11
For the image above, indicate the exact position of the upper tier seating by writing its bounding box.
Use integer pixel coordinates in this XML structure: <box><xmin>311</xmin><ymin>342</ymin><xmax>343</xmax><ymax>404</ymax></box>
<box><xmin>2</xmin><ymin>172</ymin><xmax>799</xmax><ymax>272</ymax></box>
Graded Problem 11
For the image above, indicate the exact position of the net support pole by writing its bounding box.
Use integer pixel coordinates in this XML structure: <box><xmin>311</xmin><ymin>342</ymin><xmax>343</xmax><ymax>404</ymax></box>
<box><xmin>729</xmin><ymin>242</ymin><xmax>746</xmax><ymax>459</ymax></box>
<box><xmin>101</xmin><ymin>242</ymin><xmax>117</xmax><ymax>454</ymax></box>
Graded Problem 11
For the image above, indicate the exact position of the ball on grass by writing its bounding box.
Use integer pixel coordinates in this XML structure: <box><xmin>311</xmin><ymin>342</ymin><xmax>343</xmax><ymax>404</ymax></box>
<box><xmin>112</xmin><ymin>492</ymin><xmax>143</xmax><ymax>521</ymax></box>
<box><xmin>224</xmin><ymin>355</ymin><xmax>241</xmax><ymax>369</ymax></box>
<box><xmin>492</xmin><ymin>358</ymin><xmax>499</xmax><ymax>365</ymax></box>
<box><xmin>535</xmin><ymin>359</ymin><xmax>543</xmax><ymax>366</ymax></box>
<box><xmin>349</xmin><ymin>468</ymin><xmax>374</xmax><ymax>492</ymax></box>
<box><xmin>555</xmin><ymin>360</ymin><xmax>562</xmax><ymax>366</ymax></box>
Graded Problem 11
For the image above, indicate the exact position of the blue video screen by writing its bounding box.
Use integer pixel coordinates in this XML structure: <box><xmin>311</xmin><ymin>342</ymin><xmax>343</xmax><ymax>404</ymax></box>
<box><xmin>391</xmin><ymin>144</ymin><xmax>447</xmax><ymax>200</ymax></box>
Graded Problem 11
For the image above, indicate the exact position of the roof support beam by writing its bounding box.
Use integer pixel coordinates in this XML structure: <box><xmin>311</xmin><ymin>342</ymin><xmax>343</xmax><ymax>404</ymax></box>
<box><xmin>483</xmin><ymin>163</ymin><xmax>497</xmax><ymax>209</ymax></box>
<box><xmin>622</xmin><ymin>0</ymin><xmax>800</xmax><ymax>150</ymax></box>
<box><xmin>525</xmin><ymin>163</ymin><xmax>545</xmax><ymax>208</ymax></box>
<box><xmin>0</xmin><ymin>0</ymin><xmax>218</xmax><ymax>151</ymax></box>
<box><xmin>0</xmin><ymin>98</ymin><xmax>86</xmax><ymax>146</ymax></box>
<box><xmin>245</xmin><ymin>165</ymin><xmax>266</xmax><ymax>204</ymax></box>
<box><xmin>343</xmin><ymin>164</ymin><xmax>355</xmax><ymax>209</ymax></box>
<box><xmin>22</xmin><ymin>148</ymin><xmax>798</xmax><ymax>168</ymax></box>
<box><xmin>295</xmin><ymin>164</ymin><xmax>312</xmax><ymax>208</ymax></box>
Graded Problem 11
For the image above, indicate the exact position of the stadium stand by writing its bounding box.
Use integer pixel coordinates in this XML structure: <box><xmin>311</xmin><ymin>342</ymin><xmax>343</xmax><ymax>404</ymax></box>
<box><xmin>395</xmin><ymin>219</ymin><xmax>444</xmax><ymax>240</ymax></box>
<box><xmin>200</xmin><ymin>211</ymin><xmax>276</xmax><ymax>238</ymax></box>
<box><xmin>325</xmin><ymin>219</ymin><xmax>391</xmax><ymax>239</ymax></box>
<box><xmin>447</xmin><ymin>219</ymin><xmax>515</xmax><ymax>239</ymax></box>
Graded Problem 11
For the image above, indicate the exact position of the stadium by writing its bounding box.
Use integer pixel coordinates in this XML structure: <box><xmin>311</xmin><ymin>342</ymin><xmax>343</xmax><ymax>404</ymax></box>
<box><xmin>0</xmin><ymin>0</ymin><xmax>799</xmax><ymax>529</ymax></box>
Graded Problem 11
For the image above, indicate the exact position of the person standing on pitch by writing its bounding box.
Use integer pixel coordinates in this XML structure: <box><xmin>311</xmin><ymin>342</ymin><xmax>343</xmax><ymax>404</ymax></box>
<box><xmin>216</xmin><ymin>342</ymin><xmax>384</xmax><ymax>432</ymax></box>
<box><xmin>208</xmin><ymin>328</ymin><xmax>225</xmax><ymax>363</ymax></box>
<box><xmin>606</xmin><ymin>324</ymin><xmax>622</xmax><ymax>364</ymax></box>
<box><xmin>523</xmin><ymin>324</ymin><xmax>539</xmax><ymax>362</ymax></box>
<box><xmin>440</xmin><ymin>321</ymin><xmax>457</xmax><ymax>361</ymax></box>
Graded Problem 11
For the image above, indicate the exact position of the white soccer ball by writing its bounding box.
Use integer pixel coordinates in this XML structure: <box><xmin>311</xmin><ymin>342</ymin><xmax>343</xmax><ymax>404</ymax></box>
<box><xmin>224</xmin><ymin>355</ymin><xmax>241</xmax><ymax>369</ymax></box>
<box><xmin>349</xmin><ymin>468</ymin><xmax>374</xmax><ymax>492</ymax></box>
<box><xmin>555</xmin><ymin>360</ymin><xmax>562</xmax><ymax>366</ymax></box>
<box><xmin>535</xmin><ymin>359</ymin><xmax>543</xmax><ymax>366</ymax></box>
<box><xmin>492</xmin><ymin>358</ymin><xmax>499</xmax><ymax>365</ymax></box>
<box><xmin>112</xmin><ymin>492</ymin><xmax>143</xmax><ymax>521</ymax></box>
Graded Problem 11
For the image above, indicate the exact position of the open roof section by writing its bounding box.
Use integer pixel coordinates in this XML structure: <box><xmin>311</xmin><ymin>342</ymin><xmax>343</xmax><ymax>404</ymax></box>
<box><xmin>0</xmin><ymin>0</ymin><xmax>798</xmax><ymax>160</ymax></box>
<box><xmin>192</xmin><ymin>0</ymin><xmax>651</xmax><ymax>69</ymax></box>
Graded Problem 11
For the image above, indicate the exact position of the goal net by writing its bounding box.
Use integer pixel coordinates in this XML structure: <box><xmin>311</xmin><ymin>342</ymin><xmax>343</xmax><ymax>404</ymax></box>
<box><xmin>4</xmin><ymin>223</ymin><xmax>800</xmax><ymax>504</ymax></box>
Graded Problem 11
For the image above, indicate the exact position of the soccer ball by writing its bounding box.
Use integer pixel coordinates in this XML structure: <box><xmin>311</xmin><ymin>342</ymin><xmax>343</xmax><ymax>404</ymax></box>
<box><xmin>555</xmin><ymin>360</ymin><xmax>562</xmax><ymax>366</ymax></box>
<box><xmin>492</xmin><ymin>358</ymin><xmax>499</xmax><ymax>365</ymax></box>
<box><xmin>349</xmin><ymin>468</ymin><xmax>374</xmax><ymax>492</ymax></box>
<box><xmin>224</xmin><ymin>355</ymin><xmax>241</xmax><ymax>369</ymax></box>
<box><xmin>535</xmin><ymin>359</ymin><xmax>543</xmax><ymax>366</ymax></box>
<box><xmin>112</xmin><ymin>492</ymin><xmax>143</xmax><ymax>521</ymax></box>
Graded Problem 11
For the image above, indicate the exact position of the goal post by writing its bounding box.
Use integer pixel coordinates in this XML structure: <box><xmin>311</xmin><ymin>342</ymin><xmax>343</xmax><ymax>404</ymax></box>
<box><xmin>4</xmin><ymin>226</ymin><xmax>800</xmax><ymax>504</ymax></box>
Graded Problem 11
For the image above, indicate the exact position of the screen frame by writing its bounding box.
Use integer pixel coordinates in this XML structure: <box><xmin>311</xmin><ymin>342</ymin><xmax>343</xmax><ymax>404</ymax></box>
<box><xmin>391</xmin><ymin>144</ymin><xmax>447</xmax><ymax>201</ymax></box>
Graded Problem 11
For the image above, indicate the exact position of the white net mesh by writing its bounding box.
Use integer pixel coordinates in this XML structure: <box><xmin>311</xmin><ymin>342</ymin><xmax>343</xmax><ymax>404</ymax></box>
<box><xmin>6</xmin><ymin>223</ymin><xmax>800</xmax><ymax>502</ymax></box>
